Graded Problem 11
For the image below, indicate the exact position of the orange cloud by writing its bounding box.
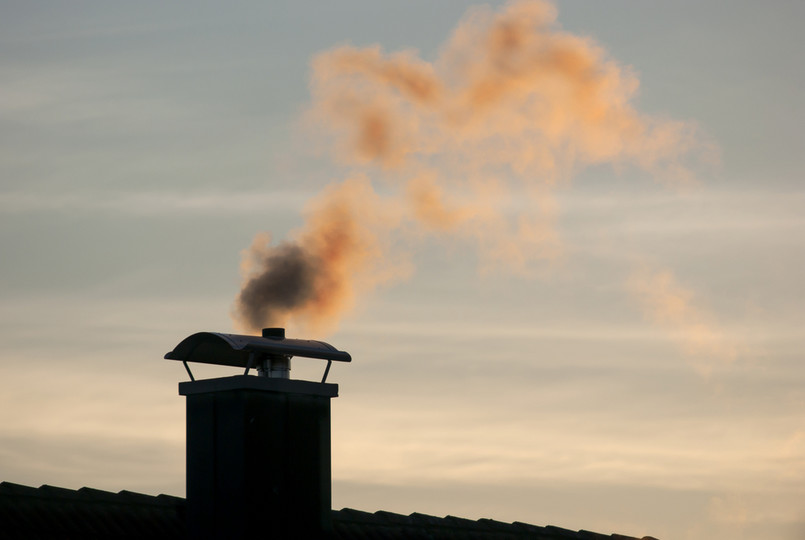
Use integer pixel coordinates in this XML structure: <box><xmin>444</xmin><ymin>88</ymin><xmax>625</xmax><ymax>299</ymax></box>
<box><xmin>310</xmin><ymin>0</ymin><xmax>704</xmax><ymax>180</ymax></box>
<box><xmin>234</xmin><ymin>0</ymin><xmax>708</xmax><ymax>335</ymax></box>
<box><xmin>629</xmin><ymin>266</ymin><xmax>736</xmax><ymax>375</ymax></box>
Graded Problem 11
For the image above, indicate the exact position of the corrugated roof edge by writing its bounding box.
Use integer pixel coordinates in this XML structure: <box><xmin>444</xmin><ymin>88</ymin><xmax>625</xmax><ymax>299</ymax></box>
<box><xmin>0</xmin><ymin>482</ymin><xmax>657</xmax><ymax>540</ymax></box>
<box><xmin>330</xmin><ymin>508</ymin><xmax>649</xmax><ymax>540</ymax></box>
<box><xmin>0</xmin><ymin>482</ymin><xmax>183</xmax><ymax>507</ymax></box>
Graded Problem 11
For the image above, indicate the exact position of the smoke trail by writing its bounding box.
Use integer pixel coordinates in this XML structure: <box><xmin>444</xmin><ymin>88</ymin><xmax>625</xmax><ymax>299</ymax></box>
<box><xmin>233</xmin><ymin>0</ymin><xmax>708</xmax><ymax>335</ymax></box>
<box><xmin>628</xmin><ymin>266</ymin><xmax>736</xmax><ymax>375</ymax></box>
<box><xmin>233</xmin><ymin>176</ymin><xmax>406</xmax><ymax>334</ymax></box>
<box><xmin>309</xmin><ymin>0</ymin><xmax>703</xmax><ymax>180</ymax></box>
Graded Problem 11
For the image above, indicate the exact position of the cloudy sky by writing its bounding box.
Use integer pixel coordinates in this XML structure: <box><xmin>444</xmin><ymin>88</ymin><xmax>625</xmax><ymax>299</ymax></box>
<box><xmin>1</xmin><ymin>1</ymin><xmax>803</xmax><ymax>539</ymax></box>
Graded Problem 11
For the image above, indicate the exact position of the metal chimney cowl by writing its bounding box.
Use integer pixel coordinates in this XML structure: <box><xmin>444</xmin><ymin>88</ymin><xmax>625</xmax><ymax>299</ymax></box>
<box><xmin>165</xmin><ymin>328</ymin><xmax>352</xmax><ymax>540</ymax></box>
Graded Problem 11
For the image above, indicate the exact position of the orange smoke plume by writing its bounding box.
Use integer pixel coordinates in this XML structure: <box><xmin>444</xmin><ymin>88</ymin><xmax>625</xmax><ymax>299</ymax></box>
<box><xmin>309</xmin><ymin>0</ymin><xmax>703</xmax><ymax>179</ymax></box>
<box><xmin>629</xmin><ymin>266</ymin><xmax>736</xmax><ymax>375</ymax></box>
<box><xmin>233</xmin><ymin>0</ymin><xmax>707</xmax><ymax>335</ymax></box>
<box><xmin>233</xmin><ymin>176</ymin><xmax>405</xmax><ymax>335</ymax></box>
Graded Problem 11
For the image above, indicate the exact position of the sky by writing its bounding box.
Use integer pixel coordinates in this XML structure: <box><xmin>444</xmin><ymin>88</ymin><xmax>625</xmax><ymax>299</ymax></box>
<box><xmin>1</xmin><ymin>1</ymin><xmax>804</xmax><ymax>539</ymax></box>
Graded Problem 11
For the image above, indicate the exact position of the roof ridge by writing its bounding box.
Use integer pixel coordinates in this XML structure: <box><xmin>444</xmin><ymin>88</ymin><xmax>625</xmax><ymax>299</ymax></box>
<box><xmin>2</xmin><ymin>482</ymin><xmax>652</xmax><ymax>540</ymax></box>
<box><xmin>0</xmin><ymin>481</ymin><xmax>183</xmax><ymax>507</ymax></box>
<box><xmin>331</xmin><ymin>507</ymin><xmax>642</xmax><ymax>539</ymax></box>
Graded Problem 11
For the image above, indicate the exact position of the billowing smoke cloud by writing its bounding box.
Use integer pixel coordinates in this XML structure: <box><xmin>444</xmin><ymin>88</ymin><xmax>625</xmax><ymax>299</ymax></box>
<box><xmin>234</xmin><ymin>176</ymin><xmax>406</xmax><ymax>335</ymax></box>
<box><xmin>233</xmin><ymin>0</ymin><xmax>707</xmax><ymax>335</ymax></box>
<box><xmin>629</xmin><ymin>266</ymin><xmax>736</xmax><ymax>375</ymax></box>
<box><xmin>309</xmin><ymin>0</ymin><xmax>703</xmax><ymax>180</ymax></box>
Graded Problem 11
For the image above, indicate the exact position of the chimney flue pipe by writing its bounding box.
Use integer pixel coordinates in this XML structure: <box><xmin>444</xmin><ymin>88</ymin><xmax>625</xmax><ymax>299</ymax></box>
<box><xmin>259</xmin><ymin>328</ymin><xmax>291</xmax><ymax>378</ymax></box>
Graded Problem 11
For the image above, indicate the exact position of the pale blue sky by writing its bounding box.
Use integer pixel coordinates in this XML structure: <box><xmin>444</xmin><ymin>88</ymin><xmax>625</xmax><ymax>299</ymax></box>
<box><xmin>1</xmin><ymin>2</ymin><xmax>804</xmax><ymax>540</ymax></box>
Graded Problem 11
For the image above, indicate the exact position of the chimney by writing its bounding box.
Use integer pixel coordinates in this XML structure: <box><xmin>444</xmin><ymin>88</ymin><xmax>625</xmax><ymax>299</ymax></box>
<box><xmin>165</xmin><ymin>328</ymin><xmax>351</xmax><ymax>540</ymax></box>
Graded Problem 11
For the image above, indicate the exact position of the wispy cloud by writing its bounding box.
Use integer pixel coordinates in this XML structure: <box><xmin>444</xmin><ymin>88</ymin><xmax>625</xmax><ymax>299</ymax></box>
<box><xmin>0</xmin><ymin>190</ymin><xmax>316</xmax><ymax>216</ymax></box>
<box><xmin>628</xmin><ymin>265</ymin><xmax>737</xmax><ymax>375</ymax></box>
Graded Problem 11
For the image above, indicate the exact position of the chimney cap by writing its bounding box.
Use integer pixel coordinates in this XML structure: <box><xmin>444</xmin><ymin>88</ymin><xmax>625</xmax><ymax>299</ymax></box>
<box><xmin>164</xmin><ymin>331</ymin><xmax>351</xmax><ymax>368</ymax></box>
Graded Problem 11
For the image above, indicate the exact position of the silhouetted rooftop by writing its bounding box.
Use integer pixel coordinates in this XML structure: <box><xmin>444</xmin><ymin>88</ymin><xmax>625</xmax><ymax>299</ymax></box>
<box><xmin>0</xmin><ymin>481</ymin><xmax>655</xmax><ymax>540</ymax></box>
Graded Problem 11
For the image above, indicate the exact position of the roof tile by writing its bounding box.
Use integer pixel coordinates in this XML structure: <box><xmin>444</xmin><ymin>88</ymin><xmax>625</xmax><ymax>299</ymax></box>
<box><xmin>2</xmin><ymin>481</ymin><xmax>651</xmax><ymax>540</ymax></box>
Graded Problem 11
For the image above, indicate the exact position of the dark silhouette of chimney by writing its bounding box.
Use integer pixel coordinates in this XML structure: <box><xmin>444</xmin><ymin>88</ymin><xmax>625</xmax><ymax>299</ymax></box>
<box><xmin>165</xmin><ymin>328</ymin><xmax>351</xmax><ymax>540</ymax></box>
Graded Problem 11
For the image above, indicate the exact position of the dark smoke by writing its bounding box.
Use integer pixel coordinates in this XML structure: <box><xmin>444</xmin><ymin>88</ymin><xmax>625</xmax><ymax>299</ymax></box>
<box><xmin>235</xmin><ymin>243</ymin><xmax>318</xmax><ymax>331</ymax></box>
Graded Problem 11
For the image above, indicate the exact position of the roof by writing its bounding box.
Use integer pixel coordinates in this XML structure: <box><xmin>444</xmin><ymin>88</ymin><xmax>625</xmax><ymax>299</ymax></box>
<box><xmin>0</xmin><ymin>481</ymin><xmax>184</xmax><ymax>540</ymax></box>
<box><xmin>0</xmin><ymin>481</ymin><xmax>657</xmax><ymax>540</ymax></box>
